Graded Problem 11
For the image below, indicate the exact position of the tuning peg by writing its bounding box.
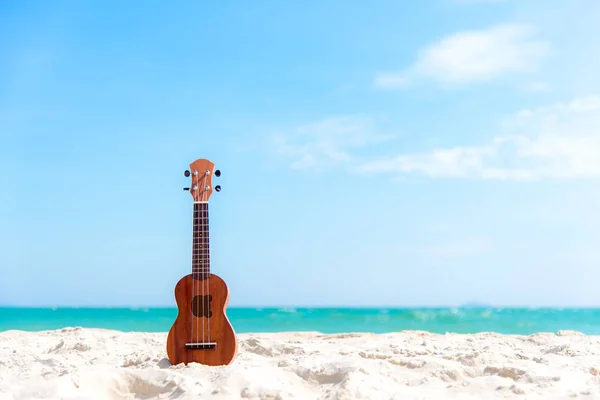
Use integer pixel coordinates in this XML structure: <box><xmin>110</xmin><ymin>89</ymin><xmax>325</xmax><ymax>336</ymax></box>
<box><xmin>184</xmin><ymin>170</ymin><xmax>190</xmax><ymax>177</ymax></box>
<box><xmin>215</xmin><ymin>185</ymin><xmax>221</xmax><ymax>192</ymax></box>
<box><xmin>183</xmin><ymin>187</ymin><xmax>190</xmax><ymax>191</ymax></box>
<box><xmin>214</xmin><ymin>170</ymin><xmax>221</xmax><ymax>177</ymax></box>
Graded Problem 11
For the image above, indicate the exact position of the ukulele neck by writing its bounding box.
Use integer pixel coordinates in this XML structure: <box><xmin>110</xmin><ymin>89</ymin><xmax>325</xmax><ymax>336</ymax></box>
<box><xmin>192</xmin><ymin>202</ymin><xmax>210</xmax><ymax>279</ymax></box>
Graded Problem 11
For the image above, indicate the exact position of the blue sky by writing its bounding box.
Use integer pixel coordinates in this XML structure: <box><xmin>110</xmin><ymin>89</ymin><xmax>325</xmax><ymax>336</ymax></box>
<box><xmin>2</xmin><ymin>0</ymin><xmax>600</xmax><ymax>307</ymax></box>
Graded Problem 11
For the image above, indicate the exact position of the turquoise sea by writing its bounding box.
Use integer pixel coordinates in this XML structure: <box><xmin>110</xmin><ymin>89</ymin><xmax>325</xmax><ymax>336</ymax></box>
<box><xmin>2</xmin><ymin>307</ymin><xmax>600</xmax><ymax>335</ymax></box>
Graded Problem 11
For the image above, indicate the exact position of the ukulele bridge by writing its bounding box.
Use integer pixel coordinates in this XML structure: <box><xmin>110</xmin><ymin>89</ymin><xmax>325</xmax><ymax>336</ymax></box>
<box><xmin>185</xmin><ymin>342</ymin><xmax>217</xmax><ymax>350</ymax></box>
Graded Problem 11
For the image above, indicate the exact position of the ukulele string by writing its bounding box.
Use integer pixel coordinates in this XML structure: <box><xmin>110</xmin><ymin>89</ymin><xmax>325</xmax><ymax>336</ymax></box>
<box><xmin>198</xmin><ymin>174</ymin><xmax>203</xmax><ymax>345</ymax></box>
<box><xmin>200</xmin><ymin>176</ymin><xmax>205</xmax><ymax>344</ymax></box>
<box><xmin>201</xmin><ymin>172</ymin><xmax>207</xmax><ymax>345</ymax></box>
<box><xmin>193</xmin><ymin>173</ymin><xmax>199</xmax><ymax>346</ymax></box>
<box><xmin>206</xmin><ymin>182</ymin><xmax>210</xmax><ymax>346</ymax></box>
<box><xmin>190</xmin><ymin>174</ymin><xmax>195</xmax><ymax>347</ymax></box>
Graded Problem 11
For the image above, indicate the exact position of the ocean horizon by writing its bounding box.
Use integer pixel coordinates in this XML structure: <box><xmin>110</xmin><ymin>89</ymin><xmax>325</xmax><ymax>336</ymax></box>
<box><xmin>2</xmin><ymin>306</ymin><xmax>600</xmax><ymax>335</ymax></box>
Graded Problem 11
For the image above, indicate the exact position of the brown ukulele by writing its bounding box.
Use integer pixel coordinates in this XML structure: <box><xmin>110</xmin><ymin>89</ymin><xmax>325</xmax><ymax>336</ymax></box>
<box><xmin>166</xmin><ymin>158</ymin><xmax>237</xmax><ymax>366</ymax></box>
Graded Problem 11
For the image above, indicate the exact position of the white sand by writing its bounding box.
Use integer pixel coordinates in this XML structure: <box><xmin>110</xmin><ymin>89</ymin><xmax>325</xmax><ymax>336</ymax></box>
<box><xmin>1</xmin><ymin>328</ymin><xmax>600</xmax><ymax>399</ymax></box>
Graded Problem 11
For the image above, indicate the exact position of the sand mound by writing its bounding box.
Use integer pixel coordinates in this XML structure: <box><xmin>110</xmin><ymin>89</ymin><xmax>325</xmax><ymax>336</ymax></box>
<box><xmin>1</xmin><ymin>329</ymin><xmax>600</xmax><ymax>399</ymax></box>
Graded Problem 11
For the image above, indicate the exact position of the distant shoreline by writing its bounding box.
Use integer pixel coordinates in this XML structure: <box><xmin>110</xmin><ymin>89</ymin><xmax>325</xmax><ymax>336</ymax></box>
<box><xmin>3</xmin><ymin>307</ymin><xmax>600</xmax><ymax>335</ymax></box>
<box><xmin>2</xmin><ymin>305</ymin><xmax>598</xmax><ymax>309</ymax></box>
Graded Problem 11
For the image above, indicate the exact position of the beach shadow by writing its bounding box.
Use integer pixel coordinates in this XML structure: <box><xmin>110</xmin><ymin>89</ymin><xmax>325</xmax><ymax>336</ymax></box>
<box><xmin>157</xmin><ymin>357</ymin><xmax>173</xmax><ymax>369</ymax></box>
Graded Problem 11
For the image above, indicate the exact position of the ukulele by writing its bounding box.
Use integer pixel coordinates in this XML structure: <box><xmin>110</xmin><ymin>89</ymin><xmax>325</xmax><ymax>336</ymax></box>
<box><xmin>166</xmin><ymin>158</ymin><xmax>237</xmax><ymax>366</ymax></box>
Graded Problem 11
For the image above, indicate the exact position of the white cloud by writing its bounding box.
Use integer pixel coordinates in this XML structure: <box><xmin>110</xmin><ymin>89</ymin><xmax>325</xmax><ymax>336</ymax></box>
<box><xmin>374</xmin><ymin>24</ymin><xmax>550</xmax><ymax>88</ymax></box>
<box><xmin>272</xmin><ymin>116</ymin><xmax>394</xmax><ymax>170</ymax></box>
<box><xmin>356</xmin><ymin>95</ymin><xmax>600</xmax><ymax>180</ymax></box>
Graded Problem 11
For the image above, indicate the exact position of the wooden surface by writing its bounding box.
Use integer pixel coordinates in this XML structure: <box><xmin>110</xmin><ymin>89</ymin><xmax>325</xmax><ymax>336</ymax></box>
<box><xmin>188</xmin><ymin>158</ymin><xmax>215</xmax><ymax>202</ymax></box>
<box><xmin>166</xmin><ymin>273</ymin><xmax>237</xmax><ymax>366</ymax></box>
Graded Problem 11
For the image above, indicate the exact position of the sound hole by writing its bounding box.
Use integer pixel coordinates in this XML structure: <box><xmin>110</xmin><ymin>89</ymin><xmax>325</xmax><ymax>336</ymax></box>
<box><xmin>191</xmin><ymin>295</ymin><xmax>213</xmax><ymax>318</ymax></box>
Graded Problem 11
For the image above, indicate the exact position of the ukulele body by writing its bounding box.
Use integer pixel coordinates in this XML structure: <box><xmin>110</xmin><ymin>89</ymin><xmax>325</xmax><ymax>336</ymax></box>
<box><xmin>166</xmin><ymin>273</ymin><xmax>237</xmax><ymax>366</ymax></box>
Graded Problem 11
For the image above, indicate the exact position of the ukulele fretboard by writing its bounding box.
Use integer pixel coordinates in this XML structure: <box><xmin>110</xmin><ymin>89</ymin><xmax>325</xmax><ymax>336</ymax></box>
<box><xmin>192</xmin><ymin>202</ymin><xmax>210</xmax><ymax>279</ymax></box>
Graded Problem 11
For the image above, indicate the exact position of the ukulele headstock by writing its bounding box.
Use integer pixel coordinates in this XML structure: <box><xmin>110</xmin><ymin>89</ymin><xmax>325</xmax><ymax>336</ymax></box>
<box><xmin>184</xmin><ymin>158</ymin><xmax>221</xmax><ymax>202</ymax></box>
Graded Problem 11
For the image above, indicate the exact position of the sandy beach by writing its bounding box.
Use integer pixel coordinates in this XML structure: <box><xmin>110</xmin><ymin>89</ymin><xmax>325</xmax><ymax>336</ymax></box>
<box><xmin>1</xmin><ymin>328</ymin><xmax>600</xmax><ymax>399</ymax></box>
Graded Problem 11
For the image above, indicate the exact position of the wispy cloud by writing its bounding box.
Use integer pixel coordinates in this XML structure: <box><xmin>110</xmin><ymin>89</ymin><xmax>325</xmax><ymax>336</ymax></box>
<box><xmin>426</xmin><ymin>236</ymin><xmax>492</xmax><ymax>257</ymax></box>
<box><xmin>522</xmin><ymin>81</ymin><xmax>551</xmax><ymax>93</ymax></box>
<box><xmin>356</xmin><ymin>95</ymin><xmax>600</xmax><ymax>180</ymax></box>
<box><xmin>374</xmin><ymin>24</ymin><xmax>550</xmax><ymax>88</ymax></box>
<box><xmin>272</xmin><ymin>116</ymin><xmax>394</xmax><ymax>170</ymax></box>
<box><xmin>452</xmin><ymin>0</ymin><xmax>508</xmax><ymax>4</ymax></box>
